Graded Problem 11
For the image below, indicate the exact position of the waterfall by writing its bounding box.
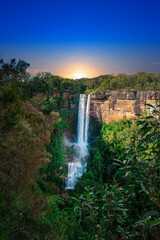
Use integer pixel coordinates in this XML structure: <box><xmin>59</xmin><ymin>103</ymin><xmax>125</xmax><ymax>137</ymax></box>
<box><xmin>84</xmin><ymin>94</ymin><xmax>90</xmax><ymax>145</ymax></box>
<box><xmin>77</xmin><ymin>94</ymin><xmax>86</xmax><ymax>145</ymax></box>
<box><xmin>65</xmin><ymin>94</ymin><xmax>90</xmax><ymax>189</ymax></box>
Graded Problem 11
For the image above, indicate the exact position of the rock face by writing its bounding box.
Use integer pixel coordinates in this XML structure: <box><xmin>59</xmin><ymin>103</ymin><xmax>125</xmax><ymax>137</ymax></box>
<box><xmin>90</xmin><ymin>91</ymin><xmax>160</xmax><ymax>123</ymax></box>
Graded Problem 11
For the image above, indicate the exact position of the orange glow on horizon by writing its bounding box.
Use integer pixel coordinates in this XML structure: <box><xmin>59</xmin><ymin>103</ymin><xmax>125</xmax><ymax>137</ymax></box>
<box><xmin>27</xmin><ymin>61</ymin><xmax>103</xmax><ymax>78</ymax></box>
<box><xmin>60</xmin><ymin>61</ymin><xmax>100</xmax><ymax>79</ymax></box>
<box><xmin>64</xmin><ymin>71</ymin><xmax>91</xmax><ymax>79</ymax></box>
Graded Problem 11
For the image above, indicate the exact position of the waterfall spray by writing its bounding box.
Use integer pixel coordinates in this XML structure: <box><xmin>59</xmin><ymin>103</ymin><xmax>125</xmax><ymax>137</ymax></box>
<box><xmin>65</xmin><ymin>94</ymin><xmax>90</xmax><ymax>189</ymax></box>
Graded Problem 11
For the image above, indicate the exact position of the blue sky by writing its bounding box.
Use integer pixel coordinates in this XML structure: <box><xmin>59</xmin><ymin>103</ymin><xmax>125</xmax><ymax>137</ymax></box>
<box><xmin>1</xmin><ymin>0</ymin><xmax>160</xmax><ymax>77</ymax></box>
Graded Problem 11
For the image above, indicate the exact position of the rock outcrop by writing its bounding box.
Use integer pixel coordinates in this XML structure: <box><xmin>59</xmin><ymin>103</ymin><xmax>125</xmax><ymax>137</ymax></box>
<box><xmin>90</xmin><ymin>91</ymin><xmax>160</xmax><ymax>123</ymax></box>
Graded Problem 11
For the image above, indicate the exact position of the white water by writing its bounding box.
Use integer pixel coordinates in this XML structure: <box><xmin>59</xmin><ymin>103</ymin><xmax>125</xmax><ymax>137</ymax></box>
<box><xmin>84</xmin><ymin>94</ymin><xmax>90</xmax><ymax>145</ymax></box>
<box><xmin>77</xmin><ymin>94</ymin><xmax>86</xmax><ymax>146</ymax></box>
<box><xmin>65</xmin><ymin>94</ymin><xmax>90</xmax><ymax>189</ymax></box>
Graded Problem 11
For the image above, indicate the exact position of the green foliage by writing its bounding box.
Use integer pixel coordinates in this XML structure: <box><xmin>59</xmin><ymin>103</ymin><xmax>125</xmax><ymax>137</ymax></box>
<box><xmin>0</xmin><ymin>59</ymin><xmax>63</xmax><ymax>239</ymax></box>
<box><xmin>38</xmin><ymin>102</ymin><xmax>76</xmax><ymax>194</ymax></box>
<box><xmin>23</xmin><ymin>72</ymin><xmax>86</xmax><ymax>100</ymax></box>
<box><xmin>72</xmin><ymin>185</ymin><xmax>132</xmax><ymax>240</ymax></box>
<box><xmin>1</xmin><ymin>59</ymin><xmax>160</xmax><ymax>99</ymax></box>
<box><xmin>1</xmin><ymin>59</ymin><xmax>160</xmax><ymax>240</ymax></box>
<box><xmin>85</xmin><ymin>72</ymin><xmax>160</xmax><ymax>93</ymax></box>
<box><xmin>74</xmin><ymin>106</ymin><xmax>160</xmax><ymax>239</ymax></box>
<box><xmin>77</xmin><ymin>118</ymin><xmax>135</xmax><ymax>189</ymax></box>
<box><xmin>0</xmin><ymin>58</ymin><xmax>30</xmax><ymax>87</ymax></box>
<box><xmin>39</xmin><ymin>195</ymin><xmax>69</xmax><ymax>240</ymax></box>
<box><xmin>115</xmin><ymin>104</ymin><xmax>160</xmax><ymax>238</ymax></box>
<box><xmin>0</xmin><ymin>86</ymin><xmax>23</xmax><ymax>131</ymax></box>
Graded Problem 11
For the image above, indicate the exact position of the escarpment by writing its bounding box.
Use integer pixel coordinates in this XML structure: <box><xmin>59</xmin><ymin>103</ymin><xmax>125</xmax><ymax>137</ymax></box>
<box><xmin>90</xmin><ymin>91</ymin><xmax>160</xmax><ymax>123</ymax></box>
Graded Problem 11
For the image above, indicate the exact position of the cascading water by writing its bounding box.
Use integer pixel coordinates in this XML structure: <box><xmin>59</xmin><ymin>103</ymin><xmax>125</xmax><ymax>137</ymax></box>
<box><xmin>65</xmin><ymin>94</ymin><xmax>90</xmax><ymax>189</ymax></box>
<box><xmin>77</xmin><ymin>94</ymin><xmax>86</xmax><ymax>146</ymax></box>
<box><xmin>84</xmin><ymin>94</ymin><xmax>90</xmax><ymax>145</ymax></box>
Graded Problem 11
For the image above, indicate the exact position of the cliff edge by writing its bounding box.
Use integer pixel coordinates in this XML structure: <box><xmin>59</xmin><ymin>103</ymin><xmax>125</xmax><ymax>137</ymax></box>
<box><xmin>90</xmin><ymin>91</ymin><xmax>160</xmax><ymax>123</ymax></box>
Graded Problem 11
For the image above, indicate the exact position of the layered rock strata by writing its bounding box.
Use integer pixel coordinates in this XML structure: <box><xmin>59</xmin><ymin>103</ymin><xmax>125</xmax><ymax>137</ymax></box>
<box><xmin>90</xmin><ymin>91</ymin><xmax>160</xmax><ymax>123</ymax></box>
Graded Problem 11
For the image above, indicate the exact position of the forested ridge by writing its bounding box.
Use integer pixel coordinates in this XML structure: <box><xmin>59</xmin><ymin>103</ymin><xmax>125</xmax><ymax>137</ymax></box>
<box><xmin>0</xmin><ymin>59</ymin><xmax>160</xmax><ymax>240</ymax></box>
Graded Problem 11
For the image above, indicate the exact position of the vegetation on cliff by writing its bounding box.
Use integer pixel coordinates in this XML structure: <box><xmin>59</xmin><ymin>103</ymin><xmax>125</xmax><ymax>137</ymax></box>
<box><xmin>85</xmin><ymin>72</ymin><xmax>160</xmax><ymax>93</ymax></box>
<box><xmin>0</xmin><ymin>59</ymin><xmax>160</xmax><ymax>239</ymax></box>
<box><xmin>24</xmin><ymin>71</ymin><xmax>160</xmax><ymax>95</ymax></box>
<box><xmin>1</xmin><ymin>59</ymin><xmax>159</xmax><ymax>97</ymax></box>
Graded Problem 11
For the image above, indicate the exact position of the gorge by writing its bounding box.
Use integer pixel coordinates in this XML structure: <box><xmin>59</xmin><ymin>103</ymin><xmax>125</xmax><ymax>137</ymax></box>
<box><xmin>1</xmin><ymin>60</ymin><xmax>160</xmax><ymax>240</ymax></box>
<box><xmin>65</xmin><ymin>90</ymin><xmax>160</xmax><ymax>189</ymax></box>
<box><xmin>62</xmin><ymin>90</ymin><xmax>160</xmax><ymax>123</ymax></box>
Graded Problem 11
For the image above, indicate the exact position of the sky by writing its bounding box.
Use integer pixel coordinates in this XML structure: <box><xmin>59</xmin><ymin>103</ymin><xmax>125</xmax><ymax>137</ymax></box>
<box><xmin>0</xmin><ymin>0</ymin><xmax>160</xmax><ymax>78</ymax></box>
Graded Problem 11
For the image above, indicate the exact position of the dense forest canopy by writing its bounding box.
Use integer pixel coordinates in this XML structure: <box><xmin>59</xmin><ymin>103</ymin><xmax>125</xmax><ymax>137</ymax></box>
<box><xmin>0</xmin><ymin>59</ymin><xmax>160</xmax><ymax>239</ymax></box>
<box><xmin>1</xmin><ymin>59</ymin><xmax>160</xmax><ymax>97</ymax></box>
<box><xmin>24</xmin><ymin>69</ymin><xmax>160</xmax><ymax>95</ymax></box>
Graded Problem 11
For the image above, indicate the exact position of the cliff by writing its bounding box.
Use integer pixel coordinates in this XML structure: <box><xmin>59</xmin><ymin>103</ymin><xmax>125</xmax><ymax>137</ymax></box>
<box><xmin>90</xmin><ymin>91</ymin><xmax>160</xmax><ymax>123</ymax></box>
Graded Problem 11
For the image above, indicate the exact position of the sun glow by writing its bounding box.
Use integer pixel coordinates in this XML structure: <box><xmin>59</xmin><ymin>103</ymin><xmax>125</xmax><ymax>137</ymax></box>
<box><xmin>72</xmin><ymin>73</ymin><xmax>87</xmax><ymax>79</ymax></box>
<box><xmin>62</xmin><ymin>61</ymin><xmax>99</xmax><ymax>79</ymax></box>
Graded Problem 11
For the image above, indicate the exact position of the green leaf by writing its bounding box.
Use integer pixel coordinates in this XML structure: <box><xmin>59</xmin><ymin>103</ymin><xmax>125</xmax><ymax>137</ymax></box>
<box><xmin>145</xmin><ymin>103</ymin><xmax>155</xmax><ymax>108</ymax></box>
<box><xmin>146</xmin><ymin>116</ymin><xmax>154</xmax><ymax>119</ymax></box>
<box><xmin>140</xmin><ymin>182</ymin><xmax>148</xmax><ymax>194</ymax></box>
<box><xmin>137</xmin><ymin>120</ymin><xmax>146</xmax><ymax>125</ymax></box>
<box><xmin>143</xmin><ymin>210</ymin><xmax>158</xmax><ymax>217</ymax></box>
<box><xmin>146</xmin><ymin>220</ymin><xmax>160</xmax><ymax>227</ymax></box>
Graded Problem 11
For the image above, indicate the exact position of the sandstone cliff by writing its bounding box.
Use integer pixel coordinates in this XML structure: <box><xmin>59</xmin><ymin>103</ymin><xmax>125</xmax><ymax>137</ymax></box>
<box><xmin>90</xmin><ymin>91</ymin><xmax>160</xmax><ymax>123</ymax></box>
